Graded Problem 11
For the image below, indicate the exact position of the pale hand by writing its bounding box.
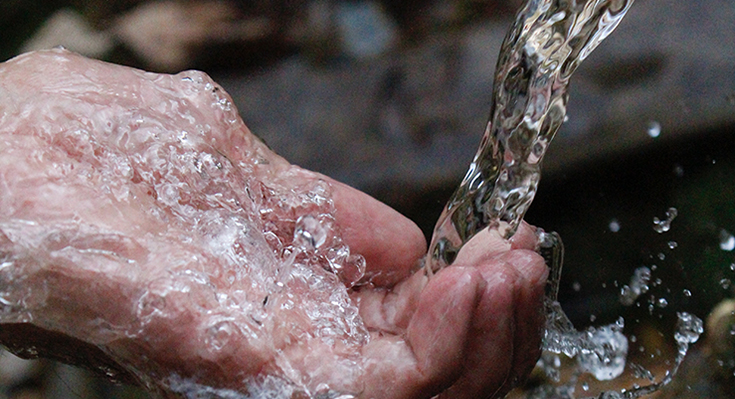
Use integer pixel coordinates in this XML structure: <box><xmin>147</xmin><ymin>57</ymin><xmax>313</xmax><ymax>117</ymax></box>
<box><xmin>0</xmin><ymin>50</ymin><xmax>547</xmax><ymax>399</ymax></box>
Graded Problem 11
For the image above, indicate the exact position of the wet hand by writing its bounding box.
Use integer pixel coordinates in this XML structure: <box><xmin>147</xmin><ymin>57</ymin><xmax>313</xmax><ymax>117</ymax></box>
<box><xmin>0</xmin><ymin>50</ymin><xmax>547</xmax><ymax>398</ymax></box>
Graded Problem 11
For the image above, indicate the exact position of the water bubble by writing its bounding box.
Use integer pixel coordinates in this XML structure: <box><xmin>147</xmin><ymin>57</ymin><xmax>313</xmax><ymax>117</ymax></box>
<box><xmin>720</xmin><ymin>279</ymin><xmax>732</xmax><ymax>290</ymax></box>
<box><xmin>608</xmin><ymin>219</ymin><xmax>621</xmax><ymax>233</ymax></box>
<box><xmin>673</xmin><ymin>164</ymin><xmax>684</xmax><ymax>177</ymax></box>
<box><xmin>657</xmin><ymin>298</ymin><xmax>668</xmax><ymax>308</ymax></box>
<box><xmin>730</xmin><ymin>263</ymin><xmax>735</xmax><ymax>271</ymax></box>
<box><xmin>719</xmin><ymin>229</ymin><xmax>735</xmax><ymax>251</ymax></box>
<box><xmin>667</xmin><ymin>241</ymin><xmax>678</xmax><ymax>249</ymax></box>
<box><xmin>683</xmin><ymin>289</ymin><xmax>692</xmax><ymax>297</ymax></box>
<box><xmin>646</xmin><ymin>121</ymin><xmax>661</xmax><ymax>138</ymax></box>
<box><xmin>294</xmin><ymin>215</ymin><xmax>327</xmax><ymax>250</ymax></box>
<box><xmin>573</xmin><ymin>281</ymin><xmax>582</xmax><ymax>292</ymax></box>
<box><xmin>653</xmin><ymin>207</ymin><xmax>678</xmax><ymax>233</ymax></box>
<box><xmin>582</xmin><ymin>382</ymin><xmax>589</xmax><ymax>391</ymax></box>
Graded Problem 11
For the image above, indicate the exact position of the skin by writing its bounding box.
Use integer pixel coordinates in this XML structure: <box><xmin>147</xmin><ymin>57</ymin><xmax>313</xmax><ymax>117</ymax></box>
<box><xmin>0</xmin><ymin>49</ymin><xmax>548</xmax><ymax>398</ymax></box>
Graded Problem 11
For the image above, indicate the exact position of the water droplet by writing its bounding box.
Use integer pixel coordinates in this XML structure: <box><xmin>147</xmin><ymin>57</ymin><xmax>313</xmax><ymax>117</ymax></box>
<box><xmin>647</xmin><ymin>121</ymin><xmax>661</xmax><ymax>137</ymax></box>
<box><xmin>674</xmin><ymin>312</ymin><xmax>703</xmax><ymax>345</ymax></box>
<box><xmin>730</xmin><ymin>263</ymin><xmax>735</xmax><ymax>271</ymax></box>
<box><xmin>294</xmin><ymin>215</ymin><xmax>327</xmax><ymax>250</ymax></box>
<box><xmin>631</xmin><ymin>363</ymin><xmax>655</xmax><ymax>381</ymax></box>
<box><xmin>582</xmin><ymin>382</ymin><xmax>589</xmax><ymax>391</ymax></box>
<box><xmin>590</xmin><ymin>314</ymin><xmax>597</xmax><ymax>322</ymax></box>
<box><xmin>609</xmin><ymin>219</ymin><xmax>621</xmax><ymax>232</ymax></box>
<box><xmin>667</xmin><ymin>241</ymin><xmax>678</xmax><ymax>249</ymax></box>
<box><xmin>137</xmin><ymin>291</ymin><xmax>165</xmax><ymax>320</ymax></box>
<box><xmin>206</xmin><ymin>321</ymin><xmax>235</xmax><ymax>350</ymax></box>
<box><xmin>683</xmin><ymin>289</ymin><xmax>692</xmax><ymax>297</ymax></box>
<box><xmin>720</xmin><ymin>278</ymin><xmax>732</xmax><ymax>290</ymax></box>
<box><xmin>573</xmin><ymin>281</ymin><xmax>582</xmax><ymax>292</ymax></box>
<box><xmin>653</xmin><ymin>207</ymin><xmax>678</xmax><ymax>233</ymax></box>
<box><xmin>673</xmin><ymin>164</ymin><xmax>684</xmax><ymax>177</ymax></box>
<box><xmin>719</xmin><ymin>229</ymin><xmax>735</xmax><ymax>251</ymax></box>
<box><xmin>657</xmin><ymin>298</ymin><xmax>668</xmax><ymax>308</ymax></box>
<box><xmin>620</xmin><ymin>267</ymin><xmax>651</xmax><ymax>306</ymax></box>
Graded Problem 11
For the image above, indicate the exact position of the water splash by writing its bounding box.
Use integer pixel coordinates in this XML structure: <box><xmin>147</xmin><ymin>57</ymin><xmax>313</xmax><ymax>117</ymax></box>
<box><xmin>0</xmin><ymin>49</ymin><xmax>370</xmax><ymax>397</ymax></box>
<box><xmin>538</xmin><ymin>306</ymin><xmax>703</xmax><ymax>398</ymax></box>
<box><xmin>419</xmin><ymin>0</ymin><xmax>709</xmax><ymax>396</ymax></box>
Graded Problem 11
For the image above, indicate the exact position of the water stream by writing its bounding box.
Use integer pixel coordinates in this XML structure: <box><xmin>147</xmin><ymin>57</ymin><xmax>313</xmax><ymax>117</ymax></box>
<box><xmin>424</xmin><ymin>0</ymin><xmax>704</xmax><ymax>397</ymax></box>
<box><xmin>426</xmin><ymin>0</ymin><xmax>635</xmax><ymax>273</ymax></box>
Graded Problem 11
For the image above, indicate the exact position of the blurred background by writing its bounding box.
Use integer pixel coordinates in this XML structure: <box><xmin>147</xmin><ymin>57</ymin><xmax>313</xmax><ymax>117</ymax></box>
<box><xmin>1</xmin><ymin>0</ymin><xmax>734</xmax><ymax>398</ymax></box>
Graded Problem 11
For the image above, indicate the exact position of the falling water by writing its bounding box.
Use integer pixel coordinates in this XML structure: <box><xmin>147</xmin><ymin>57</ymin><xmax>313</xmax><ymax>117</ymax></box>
<box><xmin>426</xmin><ymin>0</ymin><xmax>636</xmax><ymax>273</ymax></box>
<box><xmin>424</xmin><ymin>0</ymin><xmax>704</xmax><ymax>397</ymax></box>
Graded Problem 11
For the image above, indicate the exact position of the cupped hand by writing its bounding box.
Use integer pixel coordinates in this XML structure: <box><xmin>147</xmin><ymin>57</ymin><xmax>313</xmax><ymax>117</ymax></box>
<box><xmin>0</xmin><ymin>50</ymin><xmax>547</xmax><ymax>398</ymax></box>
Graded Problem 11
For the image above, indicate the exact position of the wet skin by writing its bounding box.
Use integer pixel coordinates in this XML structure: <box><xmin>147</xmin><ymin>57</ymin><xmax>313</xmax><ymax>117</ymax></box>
<box><xmin>0</xmin><ymin>50</ymin><xmax>547</xmax><ymax>398</ymax></box>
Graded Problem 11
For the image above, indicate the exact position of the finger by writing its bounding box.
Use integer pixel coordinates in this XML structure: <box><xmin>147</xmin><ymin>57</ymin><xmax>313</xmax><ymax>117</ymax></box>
<box><xmin>361</xmin><ymin>266</ymin><xmax>484</xmax><ymax>398</ymax></box>
<box><xmin>510</xmin><ymin>221</ymin><xmax>539</xmax><ymax>251</ymax></box>
<box><xmin>438</xmin><ymin>249</ymin><xmax>547</xmax><ymax>398</ymax></box>
<box><xmin>329</xmin><ymin>178</ymin><xmax>427</xmax><ymax>287</ymax></box>
<box><xmin>502</xmin><ymin>250</ymin><xmax>548</xmax><ymax>392</ymax></box>
<box><xmin>353</xmin><ymin>269</ymin><xmax>428</xmax><ymax>334</ymax></box>
<box><xmin>453</xmin><ymin>220</ymin><xmax>539</xmax><ymax>267</ymax></box>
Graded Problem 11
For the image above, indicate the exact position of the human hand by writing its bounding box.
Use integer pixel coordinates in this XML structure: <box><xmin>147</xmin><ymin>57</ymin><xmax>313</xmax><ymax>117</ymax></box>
<box><xmin>0</xmin><ymin>49</ymin><xmax>547</xmax><ymax>398</ymax></box>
